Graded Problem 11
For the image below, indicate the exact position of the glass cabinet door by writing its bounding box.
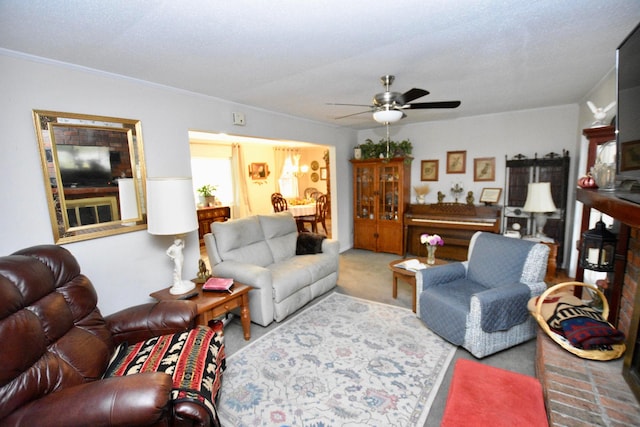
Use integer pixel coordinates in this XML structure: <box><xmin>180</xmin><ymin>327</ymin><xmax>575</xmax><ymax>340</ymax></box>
<box><xmin>377</xmin><ymin>163</ymin><xmax>400</xmax><ymax>221</ymax></box>
<box><xmin>355</xmin><ymin>165</ymin><xmax>375</xmax><ymax>219</ymax></box>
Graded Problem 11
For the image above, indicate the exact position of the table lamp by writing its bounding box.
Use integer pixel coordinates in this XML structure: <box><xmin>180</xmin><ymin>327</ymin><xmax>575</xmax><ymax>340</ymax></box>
<box><xmin>523</xmin><ymin>182</ymin><xmax>556</xmax><ymax>239</ymax></box>
<box><xmin>147</xmin><ymin>177</ymin><xmax>199</xmax><ymax>295</ymax></box>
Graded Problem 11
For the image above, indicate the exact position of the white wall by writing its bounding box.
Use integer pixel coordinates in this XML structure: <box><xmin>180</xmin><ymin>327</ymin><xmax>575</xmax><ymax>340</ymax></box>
<box><xmin>1</xmin><ymin>50</ymin><xmax>599</xmax><ymax>315</ymax></box>
<box><xmin>358</xmin><ymin>105</ymin><xmax>580</xmax><ymax>265</ymax></box>
<box><xmin>0</xmin><ymin>51</ymin><xmax>356</xmax><ymax>315</ymax></box>
<box><xmin>358</xmin><ymin>105</ymin><xmax>579</xmax><ymax>204</ymax></box>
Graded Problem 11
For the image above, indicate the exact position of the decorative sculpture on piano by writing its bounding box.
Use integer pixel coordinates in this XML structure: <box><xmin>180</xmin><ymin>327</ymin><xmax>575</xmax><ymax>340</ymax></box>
<box><xmin>466</xmin><ymin>191</ymin><xmax>474</xmax><ymax>205</ymax></box>
<box><xmin>451</xmin><ymin>182</ymin><xmax>464</xmax><ymax>202</ymax></box>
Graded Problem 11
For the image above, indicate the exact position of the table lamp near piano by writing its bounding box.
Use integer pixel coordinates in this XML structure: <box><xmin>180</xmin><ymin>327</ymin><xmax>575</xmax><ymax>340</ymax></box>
<box><xmin>519</xmin><ymin>182</ymin><xmax>560</xmax><ymax>281</ymax></box>
<box><xmin>522</xmin><ymin>182</ymin><xmax>556</xmax><ymax>243</ymax></box>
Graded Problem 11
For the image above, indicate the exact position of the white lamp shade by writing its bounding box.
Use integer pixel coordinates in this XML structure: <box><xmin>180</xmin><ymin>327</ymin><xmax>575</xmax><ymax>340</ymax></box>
<box><xmin>146</xmin><ymin>177</ymin><xmax>198</xmax><ymax>235</ymax></box>
<box><xmin>373</xmin><ymin>108</ymin><xmax>403</xmax><ymax>123</ymax></box>
<box><xmin>523</xmin><ymin>182</ymin><xmax>557</xmax><ymax>213</ymax></box>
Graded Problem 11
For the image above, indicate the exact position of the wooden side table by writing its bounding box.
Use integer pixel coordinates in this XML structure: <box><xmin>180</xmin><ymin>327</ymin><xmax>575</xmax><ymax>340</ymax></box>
<box><xmin>541</xmin><ymin>241</ymin><xmax>558</xmax><ymax>282</ymax></box>
<box><xmin>150</xmin><ymin>281</ymin><xmax>252</xmax><ymax>340</ymax></box>
<box><xmin>388</xmin><ymin>257</ymin><xmax>447</xmax><ymax>313</ymax></box>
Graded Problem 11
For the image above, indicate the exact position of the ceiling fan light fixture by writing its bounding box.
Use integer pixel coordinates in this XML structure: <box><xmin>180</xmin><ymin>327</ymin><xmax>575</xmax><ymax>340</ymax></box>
<box><xmin>373</xmin><ymin>108</ymin><xmax>402</xmax><ymax>124</ymax></box>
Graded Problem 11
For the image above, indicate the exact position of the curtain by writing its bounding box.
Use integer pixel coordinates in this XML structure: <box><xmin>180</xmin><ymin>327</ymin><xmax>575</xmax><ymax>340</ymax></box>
<box><xmin>274</xmin><ymin>147</ymin><xmax>299</xmax><ymax>199</ymax></box>
<box><xmin>231</xmin><ymin>143</ymin><xmax>252</xmax><ymax>218</ymax></box>
<box><xmin>273</xmin><ymin>147</ymin><xmax>286</xmax><ymax>194</ymax></box>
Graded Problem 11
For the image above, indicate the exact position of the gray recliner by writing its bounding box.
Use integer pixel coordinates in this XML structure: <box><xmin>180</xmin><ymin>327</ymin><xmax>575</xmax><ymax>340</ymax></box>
<box><xmin>416</xmin><ymin>231</ymin><xmax>549</xmax><ymax>358</ymax></box>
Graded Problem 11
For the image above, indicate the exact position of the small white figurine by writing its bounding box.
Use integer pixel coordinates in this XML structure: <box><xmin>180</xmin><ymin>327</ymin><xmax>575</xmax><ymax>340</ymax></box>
<box><xmin>587</xmin><ymin>101</ymin><xmax>616</xmax><ymax>127</ymax></box>
<box><xmin>166</xmin><ymin>238</ymin><xmax>185</xmax><ymax>287</ymax></box>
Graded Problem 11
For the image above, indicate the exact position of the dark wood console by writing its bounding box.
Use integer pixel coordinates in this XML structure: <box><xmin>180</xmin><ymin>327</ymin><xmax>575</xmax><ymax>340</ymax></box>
<box><xmin>197</xmin><ymin>206</ymin><xmax>230</xmax><ymax>246</ymax></box>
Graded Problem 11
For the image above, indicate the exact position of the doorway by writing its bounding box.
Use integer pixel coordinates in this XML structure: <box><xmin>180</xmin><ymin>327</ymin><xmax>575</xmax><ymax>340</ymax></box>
<box><xmin>188</xmin><ymin>131</ymin><xmax>334</xmax><ymax>238</ymax></box>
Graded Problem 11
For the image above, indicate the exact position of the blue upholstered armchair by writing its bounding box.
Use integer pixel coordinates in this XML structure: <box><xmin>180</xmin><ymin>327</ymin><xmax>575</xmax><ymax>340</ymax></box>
<box><xmin>416</xmin><ymin>232</ymin><xmax>549</xmax><ymax>358</ymax></box>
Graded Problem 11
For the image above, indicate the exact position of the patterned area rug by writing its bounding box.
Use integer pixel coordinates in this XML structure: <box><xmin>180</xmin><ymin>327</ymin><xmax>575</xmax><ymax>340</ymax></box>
<box><xmin>217</xmin><ymin>292</ymin><xmax>456</xmax><ymax>426</ymax></box>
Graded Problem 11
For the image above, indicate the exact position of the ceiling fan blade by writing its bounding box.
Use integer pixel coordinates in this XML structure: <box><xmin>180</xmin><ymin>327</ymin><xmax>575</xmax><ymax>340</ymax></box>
<box><xmin>334</xmin><ymin>110</ymin><xmax>373</xmax><ymax>120</ymax></box>
<box><xmin>399</xmin><ymin>88</ymin><xmax>429</xmax><ymax>104</ymax></box>
<box><xmin>326</xmin><ymin>102</ymin><xmax>373</xmax><ymax>107</ymax></box>
<box><xmin>407</xmin><ymin>101</ymin><xmax>461</xmax><ymax>109</ymax></box>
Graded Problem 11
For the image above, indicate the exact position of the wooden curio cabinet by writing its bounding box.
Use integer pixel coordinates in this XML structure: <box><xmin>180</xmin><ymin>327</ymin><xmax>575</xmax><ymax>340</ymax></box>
<box><xmin>351</xmin><ymin>157</ymin><xmax>411</xmax><ymax>255</ymax></box>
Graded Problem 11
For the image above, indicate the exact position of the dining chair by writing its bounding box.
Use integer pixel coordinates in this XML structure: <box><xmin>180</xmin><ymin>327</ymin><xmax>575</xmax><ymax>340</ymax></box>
<box><xmin>297</xmin><ymin>194</ymin><xmax>328</xmax><ymax>234</ymax></box>
<box><xmin>303</xmin><ymin>187</ymin><xmax>318</xmax><ymax>199</ymax></box>
<box><xmin>271</xmin><ymin>193</ymin><xmax>287</xmax><ymax>212</ymax></box>
<box><xmin>309</xmin><ymin>191</ymin><xmax>323</xmax><ymax>201</ymax></box>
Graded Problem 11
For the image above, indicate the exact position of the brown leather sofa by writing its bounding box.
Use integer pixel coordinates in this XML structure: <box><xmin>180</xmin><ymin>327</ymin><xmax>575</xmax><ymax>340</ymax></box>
<box><xmin>0</xmin><ymin>245</ymin><xmax>224</xmax><ymax>426</ymax></box>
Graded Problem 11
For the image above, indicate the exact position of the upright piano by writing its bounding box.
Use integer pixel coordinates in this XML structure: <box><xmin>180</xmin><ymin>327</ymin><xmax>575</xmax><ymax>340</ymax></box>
<box><xmin>404</xmin><ymin>203</ymin><xmax>501</xmax><ymax>260</ymax></box>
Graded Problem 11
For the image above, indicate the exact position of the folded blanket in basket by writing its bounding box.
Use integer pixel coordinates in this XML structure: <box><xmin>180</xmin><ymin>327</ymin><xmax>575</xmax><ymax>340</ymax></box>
<box><xmin>560</xmin><ymin>316</ymin><xmax>625</xmax><ymax>350</ymax></box>
<box><xmin>528</xmin><ymin>291</ymin><xmax>625</xmax><ymax>350</ymax></box>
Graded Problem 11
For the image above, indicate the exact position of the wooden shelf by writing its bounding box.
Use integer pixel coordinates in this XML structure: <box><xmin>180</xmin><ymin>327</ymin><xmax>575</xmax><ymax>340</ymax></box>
<box><xmin>576</xmin><ymin>188</ymin><xmax>640</xmax><ymax>229</ymax></box>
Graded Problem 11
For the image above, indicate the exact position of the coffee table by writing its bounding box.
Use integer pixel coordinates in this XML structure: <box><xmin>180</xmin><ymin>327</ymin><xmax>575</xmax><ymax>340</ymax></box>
<box><xmin>388</xmin><ymin>257</ymin><xmax>447</xmax><ymax>313</ymax></box>
<box><xmin>150</xmin><ymin>281</ymin><xmax>252</xmax><ymax>340</ymax></box>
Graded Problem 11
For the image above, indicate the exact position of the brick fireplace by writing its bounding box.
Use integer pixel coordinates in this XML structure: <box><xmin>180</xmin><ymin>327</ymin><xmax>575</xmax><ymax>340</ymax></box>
<box><xmin>535</xmin><ymin>189</ymin><xmax>640</xmax><ymax>425</ymax></box>
<box><xmin>622</xmin><ymin>226</ymin><xmax>640</xmax><ymax>400</ymax></box>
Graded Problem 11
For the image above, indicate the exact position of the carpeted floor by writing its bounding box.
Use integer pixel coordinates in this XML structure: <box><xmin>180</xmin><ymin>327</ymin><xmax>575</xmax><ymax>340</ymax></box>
<box><xmin>219</xmin><ymin>248</ymin><xmax>537</xmax><ymax>426</ymax></box>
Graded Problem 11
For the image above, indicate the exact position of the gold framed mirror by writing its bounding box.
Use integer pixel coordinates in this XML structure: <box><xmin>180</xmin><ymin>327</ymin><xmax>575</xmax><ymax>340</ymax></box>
<box><xmin>33</xmin><ymin>110</ymin><xmax>147</xmax><ymax>244</ymax></box>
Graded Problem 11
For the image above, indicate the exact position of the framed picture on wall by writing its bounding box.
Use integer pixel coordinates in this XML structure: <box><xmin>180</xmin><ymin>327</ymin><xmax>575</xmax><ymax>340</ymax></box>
<box><xmin>446</xmin><ymin>151</ymin><xmax>466</xmax><ymax>174</ymax></box>
<box><xmin>474</xmin><ymin>157</ymin><xmax>495</xmax><ymax>181</ymax></box>
<box><xmin>248</xmin><ymin>162</ymin><xmax>269</xmax><ymax>180</ymax></box>
<box><xmin>420</xmin><ymin>160</ymin><xmax>439</xmax><ymax>181</ymax></box>
<box><xmin>479</xmin><ymin>187</ymin><xmax>502</xmax><ymax>205</ymax></box>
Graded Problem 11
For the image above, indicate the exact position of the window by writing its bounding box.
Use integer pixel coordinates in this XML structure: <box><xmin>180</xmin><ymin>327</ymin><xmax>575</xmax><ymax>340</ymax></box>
<box><xmin>191</xmin><ymin>157</ymin><xmax>233</xmax><ymax>206</ymax></box>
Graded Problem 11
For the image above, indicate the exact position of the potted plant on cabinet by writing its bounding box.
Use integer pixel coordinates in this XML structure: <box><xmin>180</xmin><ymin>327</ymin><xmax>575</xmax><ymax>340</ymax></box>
<box><xmin>360</xmin><ymin>138</ymin><xmax>413</xmax><ymax>160</ymax></box>
<box><xmin>197</xmin><ymin>184</ymin><xmax>218</xmax><ymax>207</ymax></box>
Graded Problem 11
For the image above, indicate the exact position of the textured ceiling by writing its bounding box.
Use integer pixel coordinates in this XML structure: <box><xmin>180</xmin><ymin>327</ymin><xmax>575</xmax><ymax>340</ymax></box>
<box><xmin>1</xmin><ymin>1</ymin><xmax>639</xmax><ymax>129</ymax></box>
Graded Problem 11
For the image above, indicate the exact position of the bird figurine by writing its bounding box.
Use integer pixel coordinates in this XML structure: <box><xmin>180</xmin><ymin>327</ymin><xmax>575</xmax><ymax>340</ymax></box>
<box><xmin>587</xmin><ymin>101</ymin><xmax>616</xmax><ymax>127</ymax></box>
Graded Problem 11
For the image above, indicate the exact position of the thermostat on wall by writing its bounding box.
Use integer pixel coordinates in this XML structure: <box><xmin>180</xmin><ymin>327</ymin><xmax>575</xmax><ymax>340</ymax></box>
<box><xmin>232</xmin><ymin>112</ymin><xmax>246</xmax><ymax>126</ymax></box>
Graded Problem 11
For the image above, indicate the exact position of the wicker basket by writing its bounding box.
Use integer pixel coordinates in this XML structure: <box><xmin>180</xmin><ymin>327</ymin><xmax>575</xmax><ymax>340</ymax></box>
<box><xmin>531</xmin><ymin>281</ymin><xmax>626</xmax><ymax>361</ymax></box>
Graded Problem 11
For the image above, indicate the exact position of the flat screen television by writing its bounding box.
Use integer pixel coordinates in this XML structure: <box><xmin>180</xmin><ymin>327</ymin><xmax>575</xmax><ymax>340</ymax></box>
<box><xmin>56</xmin><ymin>145</ymin><xmax>112</xmax><ymax>187</ymax></box>
<box><xmin>616</xmin><ymin>22</ymin><xmax>640</xmax><ymax>188</ymax></box>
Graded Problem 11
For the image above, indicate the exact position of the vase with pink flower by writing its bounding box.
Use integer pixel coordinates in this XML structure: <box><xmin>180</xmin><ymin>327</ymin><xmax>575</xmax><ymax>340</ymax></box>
<box><xmin>420</xmin><ymin>233</ymin><xmax>444</xmax><ymax>265</ymax></box>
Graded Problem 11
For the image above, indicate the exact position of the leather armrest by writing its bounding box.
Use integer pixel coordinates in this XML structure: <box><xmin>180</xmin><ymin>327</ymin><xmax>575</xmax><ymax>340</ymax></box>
<box><xmin>106</xmin><ymin>300</ymin><xmax>197</xmax><ymax>345</ymax></box>
<box><xmin>173</xmin><ymin>401</ymin><xmax>215</xmax><ymax>426</ymax></box>
<box><xmin>3</xmin><ymin>372</ymin><xmax>173</xmax><ymax>427</ymax></box>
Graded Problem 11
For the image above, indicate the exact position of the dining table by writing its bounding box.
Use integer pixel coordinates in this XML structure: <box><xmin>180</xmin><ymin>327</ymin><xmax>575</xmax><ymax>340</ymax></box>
<box><xmin>287</xmin><ymin>203</ymin><xmax>316</xmax><ymax>217</ymax></box>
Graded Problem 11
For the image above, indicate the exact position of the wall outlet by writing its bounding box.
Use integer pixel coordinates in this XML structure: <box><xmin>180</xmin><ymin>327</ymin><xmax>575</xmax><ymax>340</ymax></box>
<box><xmin>232</xmin><ymin>112</ymin><xmax>246</xmax><ymax>126</ymax></box>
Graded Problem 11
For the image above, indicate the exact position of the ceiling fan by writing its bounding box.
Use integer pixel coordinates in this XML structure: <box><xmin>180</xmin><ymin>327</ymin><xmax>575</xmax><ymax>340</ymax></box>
<box><xmin>330</xmin><ymin>75</ymin><xmax>461</xmax><ymax>123</ymax></box>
